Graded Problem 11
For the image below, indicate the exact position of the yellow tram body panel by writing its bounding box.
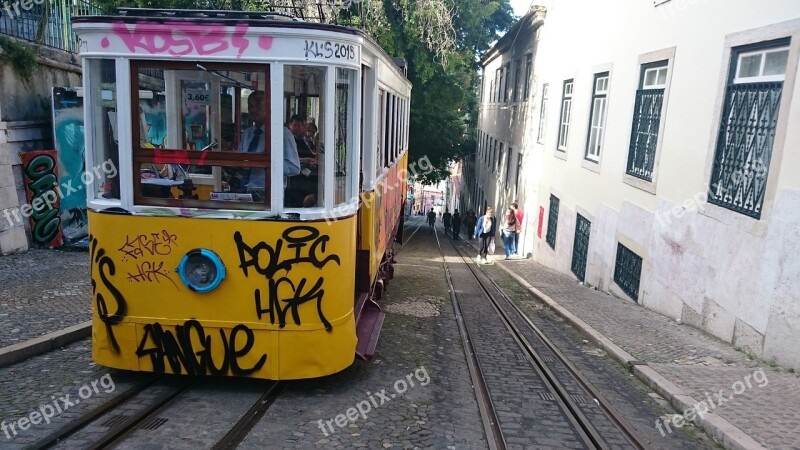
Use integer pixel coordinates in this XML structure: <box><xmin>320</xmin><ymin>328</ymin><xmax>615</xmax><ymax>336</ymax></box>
<box><xmin>89</xmin><ymin>211</ymin><xmax>358</xmax><ymax>380</ymax></box>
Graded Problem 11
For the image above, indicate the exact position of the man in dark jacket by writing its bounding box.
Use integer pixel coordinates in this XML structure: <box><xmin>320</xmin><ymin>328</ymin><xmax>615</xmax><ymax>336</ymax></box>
<box><xmin>452</xmin><ymin>209</ymin><xmax>462</xmax><ymax>240</ymax></box>
<box><xmin>442</xmin><ymin>208</ymin><xmax>452</xmax><ymax>234</ymax></box>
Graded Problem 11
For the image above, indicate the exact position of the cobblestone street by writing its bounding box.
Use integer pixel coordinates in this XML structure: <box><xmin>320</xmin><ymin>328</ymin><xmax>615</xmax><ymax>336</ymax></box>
<box><xmin>0</xmin><ymin>219</ymin><xmax>796</xmax><ymax>448</ymax></box>
<box><xmin>0</xmin><ymin>249</ymin><xmax>90</xmax><ymax>347</ymax></box>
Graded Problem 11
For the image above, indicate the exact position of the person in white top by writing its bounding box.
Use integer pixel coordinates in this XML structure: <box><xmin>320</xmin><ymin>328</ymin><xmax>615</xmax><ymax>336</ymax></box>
<box><xmin>238</xmin><ymin>91</ymin><xmax>301</xmax><ymax>191</ymax></box>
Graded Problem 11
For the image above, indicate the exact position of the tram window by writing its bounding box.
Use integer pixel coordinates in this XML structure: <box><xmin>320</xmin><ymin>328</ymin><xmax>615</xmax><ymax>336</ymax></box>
<box><xmin>384</xmin><ymin>93</ymin><xmax>391</xmax><ymax>167</ymax></box>
<box><xmin>87</xmin><ymin>59</ymin><xmax>120</xmax><ymax>200</ymax></box>
<box><xmin>377</xmin><ymin>89</ymin><xmax>385</xmax><ymax>176</ymax></box>
<box><xmin>131</xmin><ymin>62</ymin><xmax>271</xmax><ymax>209</ymax></box>
<box><xmin>335</xmin><ymin>68</ymin><xmax>356</xmax><ymax>205</ymax></box>
<box><xmin>284</xmin><ymin>65</ymin><xmax>327</xmax><ymax>208</ymax></box>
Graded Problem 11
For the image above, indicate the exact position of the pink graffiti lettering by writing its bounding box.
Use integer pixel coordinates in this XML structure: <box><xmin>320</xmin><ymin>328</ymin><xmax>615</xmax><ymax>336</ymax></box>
<box><xmin>127</xmin><ymin>261</ymin><xmax>178</xmax><ymax>287</ymax></box>
<box><xmin>110</xmin><ymin>21</ymin><xmax>260</xmax><ymax>58</ymax></box>
<box><xmin>119</xmin><ymin>230</ymin><xmax>179</xmax><ymax>262</ymax></box>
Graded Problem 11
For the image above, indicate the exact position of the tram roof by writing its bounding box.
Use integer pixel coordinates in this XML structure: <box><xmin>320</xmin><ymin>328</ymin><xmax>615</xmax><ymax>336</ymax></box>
<box><xmin>73</xmin><ymin>8</ymin><xmax>359</xmax><ymax>35</ymax></box>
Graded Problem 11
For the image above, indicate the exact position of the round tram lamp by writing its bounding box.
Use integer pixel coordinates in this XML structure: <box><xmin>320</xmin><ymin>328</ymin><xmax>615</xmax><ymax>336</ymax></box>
<box><xmin>177</xmin><ymin>249</ymin><xmax>226</xmax><ymax>293</ymax></box>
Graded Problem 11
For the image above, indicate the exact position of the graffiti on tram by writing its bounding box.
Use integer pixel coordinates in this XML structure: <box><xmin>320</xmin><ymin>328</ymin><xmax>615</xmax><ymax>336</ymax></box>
<box><xmin>234</xmin><ymin>226</ymin><xmax>341</xmax><ymax>331</ymax></box>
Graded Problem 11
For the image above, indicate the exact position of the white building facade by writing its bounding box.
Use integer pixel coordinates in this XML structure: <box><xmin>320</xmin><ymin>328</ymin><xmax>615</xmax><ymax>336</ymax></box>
<box><xmin>470</xmin><ymin>0</ymin><xmax>800</xmax><ymax>369</ymax></box>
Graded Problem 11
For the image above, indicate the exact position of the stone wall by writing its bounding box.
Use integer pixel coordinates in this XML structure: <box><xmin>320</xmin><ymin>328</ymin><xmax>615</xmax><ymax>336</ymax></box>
<box><xmin>0</xmin><ymin>37</ymin><xmax>82</xmax><ymax>254</ymax></box>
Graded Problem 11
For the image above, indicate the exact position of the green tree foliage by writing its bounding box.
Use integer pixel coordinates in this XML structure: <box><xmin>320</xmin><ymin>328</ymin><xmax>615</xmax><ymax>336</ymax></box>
<box><xmin>357</xmin><ymin>0</ymin><xmax>514</xmax><ymax>184</ymax></box>
<box><xmin>93</xmin><ymin>0</ymin><xmax>514</xmax><ymax>183</ymax></box>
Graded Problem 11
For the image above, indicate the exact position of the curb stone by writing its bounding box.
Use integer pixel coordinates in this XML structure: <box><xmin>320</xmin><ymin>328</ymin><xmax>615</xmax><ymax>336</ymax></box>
<box><xmin>0</xmin><ymin>321</ymin><xmax>91</xmax><ymax>368</ymax></box>
<box><xmin>460</xmin><ymin>239</ymin><xmax>766</xmax><ymax>450</ymax></box>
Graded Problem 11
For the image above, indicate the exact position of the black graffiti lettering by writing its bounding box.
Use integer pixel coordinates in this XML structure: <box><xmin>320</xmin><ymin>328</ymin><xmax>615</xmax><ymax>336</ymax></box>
<box><xmin>229</xmin><ymin>324</ymin><xmax>267</xmax><ymax>376</ymax></box>
<box><xmin>91</xmin><ymin>235</ymin><xmax>128</xmax><ymax>354</ymax></box>
<box><xmin>254</xmin><ymin>276</ymin><xmax>330</xmax><ymax>330</ymax></box>
<box><xmin>136</xmin><ymin>320</ymin><xmax>266</xmax><ymax>376</ymax></box>
<box><xmin>237</xmin><ymin>226</ymin><xmax>339</xmax><ymax>329</ymax></box>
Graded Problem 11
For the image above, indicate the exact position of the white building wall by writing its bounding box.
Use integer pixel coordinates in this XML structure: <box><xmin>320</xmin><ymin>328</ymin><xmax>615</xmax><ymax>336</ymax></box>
<box><xmin>471</xmin><ymin>0</ymin><xmax>800</xmax><ymax>369</ymax></box>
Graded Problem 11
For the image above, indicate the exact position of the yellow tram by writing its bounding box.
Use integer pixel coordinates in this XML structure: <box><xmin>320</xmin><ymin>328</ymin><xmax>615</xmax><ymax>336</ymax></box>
<box><xmin>73</xmin><ymin>8</ymin><xmax>411</xmax><ymax>379</ymax></box>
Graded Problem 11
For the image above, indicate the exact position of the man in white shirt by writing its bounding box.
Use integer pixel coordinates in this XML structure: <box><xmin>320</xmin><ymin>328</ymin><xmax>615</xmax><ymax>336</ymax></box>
<box><xmin>239</xmin><ymin>91</ymin><xmax>301</xmax><ymax>191</ymax></box>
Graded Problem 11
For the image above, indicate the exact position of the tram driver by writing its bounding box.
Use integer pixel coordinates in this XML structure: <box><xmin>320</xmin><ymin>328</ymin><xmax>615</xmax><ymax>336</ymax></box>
<box><xmin>237</xmin><ymin>90</ymin><xmax>301</xmax><ymax>201</ymax></box>
<box><xmin>286</xmin><ymin>114</ymin><xmax>320</xmax><ymax>207</ymax></box>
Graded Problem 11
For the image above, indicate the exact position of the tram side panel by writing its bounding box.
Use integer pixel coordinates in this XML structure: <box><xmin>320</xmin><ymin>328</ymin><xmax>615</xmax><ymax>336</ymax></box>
<box><xmin>89</xmin><ymin>212</ymin><xmax>358</xmax><ymax>380</ymax></box>
<box><xmin>358</xmin><ymin>152</ymin><xmax>408</xmax><ymax>294</ymax></box>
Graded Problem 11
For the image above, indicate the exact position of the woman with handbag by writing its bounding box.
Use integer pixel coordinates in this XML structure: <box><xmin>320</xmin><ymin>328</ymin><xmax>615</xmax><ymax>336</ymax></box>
<box><xmin>473</xmin><ymin>206</ymin><xmax>496</xmax><ymax>264</ymax></box>
<box><xmin>501</xmin><ymin>207</ymin><xmax>519</xmax><ymax>259</ymax></box>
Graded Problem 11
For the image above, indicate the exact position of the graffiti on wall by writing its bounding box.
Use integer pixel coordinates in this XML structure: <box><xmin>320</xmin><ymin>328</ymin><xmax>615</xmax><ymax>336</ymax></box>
<box><xmin>52</xmin><ymin>87</ymin><xmax>87</xmax><ymax>246</ymax></box>
<box><xmin>20</xmin><ymin>151</ymin><xmax>63</xmax><ymax>248</ymax></box>
<box><xmin>234</xmin><ymin>226</ymin><xmax>340</xmax><ymax>331</ymax></box>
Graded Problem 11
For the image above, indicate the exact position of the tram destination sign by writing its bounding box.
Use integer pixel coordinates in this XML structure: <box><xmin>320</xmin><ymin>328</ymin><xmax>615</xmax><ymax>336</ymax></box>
<box><xmin>303</xmin><ymin>40</ymin><xmax>356</xmax><ymax>61</ymax></box>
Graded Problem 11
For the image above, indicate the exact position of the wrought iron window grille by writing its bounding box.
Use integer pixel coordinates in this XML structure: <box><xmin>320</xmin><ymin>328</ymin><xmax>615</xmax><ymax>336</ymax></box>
<box><xmin>545</xmin><ymin>194</ymin><xmax>559</xmax><ymax>249</ymax></box>
<box><xmin>570</xmin><ymin>214</ymin><xmax>591</xmax><ymax>282</ymax></box>
<box><xmin>613</xmin><ymin>243</ymin><xmax>642</xmax><ymax>301</ymax></box>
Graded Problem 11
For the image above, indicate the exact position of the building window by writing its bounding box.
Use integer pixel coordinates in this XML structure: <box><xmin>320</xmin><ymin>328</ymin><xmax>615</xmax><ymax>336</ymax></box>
<box><xmin>709</xmin><ymin>39</ymin><xmax>790</xmax><ymax>219</ymax></box>
<box><xmin>513</xmin><ymin>60</ymin><xmax>521</xmax><ymax>102</ymax></box>
<box><xmin>557</xmin><ymin>80</ymin><xmax>574</xmax><ymax>151</ymax></box>
<box><xmin>504</xmin><ymin>63</ymin><xmax>512</xmax><ymax>102</ymax></box>
<box><xmin>626</xmin><ymin>61</ymin><xmax>667</xmax><ymax>181</ymax></box>
<box><xmin>489</xmin><ymin>80</ymin><xmax>495</xmax><ymax>104</ymax></box>
<box><xmin>545</xmin><ymin>194</ymin><xmax>559</xmax><ymax>249</ymax></box>
<box><xmin>537</xmin><ymin>83</ymin><xmax>548</xmax><ymax>144</ymax></box>
<box><xmin>613</xmin><ymin>243</ymin><xmax>642</xmax><ymax>301</ymax></box>
<box><xmin>505</xmin><ymin>147</ymin><xmax>513</xmax><ymax>186</ymax></box>
<box><xmin>586</xmin><ymin>72</ymin><xmax>609</xmax><ymax>161</ymax></box>
<box><xmin>495</xmin><ymin>68</ymin><xmax>502</xmax><ymax>103</ymax></box>
<box><xmin>570</xmin><ymin>214</ymin><xmax>591</xmax><ymax>282</ymax></box>
<box><xmin>524</xmin><ymin>54</ymin><xmax>533</xmax><ymax>100</ymax></box>
<box><xmin>515</xmin><ymin>152</ymin><xmax>523</xmax><ymax>193</ymax></box>
<box><xmin>497</xmin><ymin>143</ymin><xmax>504</xmax><ymax>174</ymax></box>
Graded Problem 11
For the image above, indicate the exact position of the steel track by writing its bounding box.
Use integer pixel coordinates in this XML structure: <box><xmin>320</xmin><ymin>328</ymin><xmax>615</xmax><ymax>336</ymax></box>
<box><xmin>28</xmin><ymin>377</ymin><xmax>284</xmax><ymax>449</ymax></box>
<box><xmin>439</xmin><ymin>232</ymin><xmax>647</xmax><ymax>449</ymax></box>
<box><xmin>432</xmin><ymin>225</ymin><xmax>506</xmax><ymax>450</ymax></box>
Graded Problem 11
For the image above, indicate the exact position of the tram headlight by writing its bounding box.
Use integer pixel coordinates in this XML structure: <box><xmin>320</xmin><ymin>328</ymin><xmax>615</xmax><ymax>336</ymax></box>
<box><xmin>177</xmin><ymin>249</ymin><xmax>226</xmax><ymax>293</ymax></box>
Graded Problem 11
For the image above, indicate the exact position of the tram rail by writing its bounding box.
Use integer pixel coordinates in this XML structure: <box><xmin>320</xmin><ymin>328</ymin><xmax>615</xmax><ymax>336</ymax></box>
<box><xmin>27</xmin><ymin>377</ymin><xmax>284</xmax><ymax>449</ymax></box>
<box><xmin>434</xmin><ymin>225</ymin><xmax>647</xmax><ymax>449</ymax></box>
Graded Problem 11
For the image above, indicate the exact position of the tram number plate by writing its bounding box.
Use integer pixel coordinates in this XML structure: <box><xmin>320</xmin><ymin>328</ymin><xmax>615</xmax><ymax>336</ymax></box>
<box><xmin>304</xmin><ymin>40</ymin><xmax>355</xmax><ymax>61</ymax></box>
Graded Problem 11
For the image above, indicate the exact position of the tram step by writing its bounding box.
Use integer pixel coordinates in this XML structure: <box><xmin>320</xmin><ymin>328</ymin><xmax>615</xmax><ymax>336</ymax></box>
<box><xmin>355</xmin><ymin>299</ymin><xmax>385</xmax><ymax>361</ymax></box>
<box><xmin>354</xmin><ymin>292</ymin><xmax>369</xmax><ymax>321</ymax></box>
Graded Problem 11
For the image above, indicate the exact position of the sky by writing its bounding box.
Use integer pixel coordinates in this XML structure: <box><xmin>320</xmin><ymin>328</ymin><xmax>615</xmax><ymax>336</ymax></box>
<box><xmin>510</xmin><ymin>0</ymin><xmax>533</xmax><ymax>17</ymax></box>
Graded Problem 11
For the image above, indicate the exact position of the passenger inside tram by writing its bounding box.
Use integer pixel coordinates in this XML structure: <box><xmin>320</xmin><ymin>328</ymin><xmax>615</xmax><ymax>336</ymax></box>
<box><xmin>236</xmin><ymin>90</ymin><xmax>300</xmax><ymax>202</ymax></box>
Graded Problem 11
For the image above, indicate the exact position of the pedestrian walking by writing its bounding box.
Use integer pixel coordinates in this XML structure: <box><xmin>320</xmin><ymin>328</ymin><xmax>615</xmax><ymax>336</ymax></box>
<box><xmin>427</xmin><ymin>208</ymin><xmax>436</xmax><ymax>231</ymax></box>
<box><xmin>511</xmin><ymin>201</ymin><xmax>524</xmax><ymax>256</ymax></box>
<box><xmin>474</xmin><ymin>207</ymin><xmax>496</xmax><ymax>264</ymax></box>
<box><xmin>442</xmin><ymin>208</ymin><xmax>452</xmax><ymax>235</ymax></box>
<box><xmin>465</xmin><ymin>210</ymin><xmax>477</xmax><ymax>240</ymax></box>
<box><xmin>501</xmin><ymin>207</ymin><xmax>519</xmax><ymax>259</ymax></box>
<box><xmin>452</xmin><ymin>209</ymin><xmax>462</xmax><ymax>240</ymax></box>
